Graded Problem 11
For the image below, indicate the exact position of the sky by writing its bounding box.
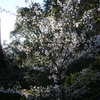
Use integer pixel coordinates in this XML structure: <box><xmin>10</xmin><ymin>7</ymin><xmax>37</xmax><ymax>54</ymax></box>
<box><xmin>0</xmin><ymin>0</ymin><xmax>43</xmax><ymax>44</ymax></box>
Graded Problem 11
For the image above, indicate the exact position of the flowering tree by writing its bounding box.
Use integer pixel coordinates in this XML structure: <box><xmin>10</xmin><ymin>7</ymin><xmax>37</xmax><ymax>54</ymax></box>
<box><xmin>1</xmin><ymin>0</ymin><xmax>100</xmax><ymax>100</ymax></box>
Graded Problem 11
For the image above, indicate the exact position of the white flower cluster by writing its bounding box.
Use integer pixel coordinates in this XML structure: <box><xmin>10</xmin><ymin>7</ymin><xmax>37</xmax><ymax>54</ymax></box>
<box><xmin>19</xmin><ymin>85</ymin><xmax>61</xmax><ymax>100</ymax></box>
<box><xmin>0</xmin><ymin>86</ymin><xmax>22</xmax><ymax>95</ymax></box>
<box><xmin>65</xmin><ymin>68</ymin><xmax>100</xmax><ymax>99</ymax></box>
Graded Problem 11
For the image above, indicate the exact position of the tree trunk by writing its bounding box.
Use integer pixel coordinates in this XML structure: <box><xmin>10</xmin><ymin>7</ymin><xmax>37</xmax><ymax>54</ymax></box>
<box><xmin>61</xmin><ymin>88</ymin><xmax>66</xmax><ymax>100</ymax></box>
<box><xmin>0</xmin><ymin>44</ymin><xmax>7</xmax><ymax>68</ymax></box>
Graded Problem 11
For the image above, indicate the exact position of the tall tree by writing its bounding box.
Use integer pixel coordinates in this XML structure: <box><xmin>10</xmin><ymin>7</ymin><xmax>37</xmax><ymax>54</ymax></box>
<box><xmin>0</xmin><ymin>19</ymin><xmax>7</xmax><ymax>68</ymax></box>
